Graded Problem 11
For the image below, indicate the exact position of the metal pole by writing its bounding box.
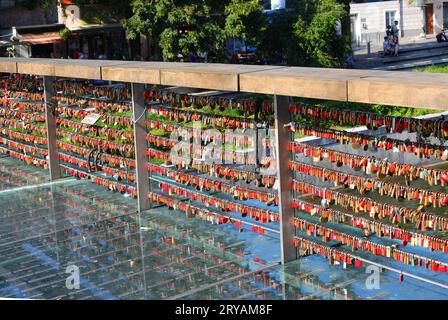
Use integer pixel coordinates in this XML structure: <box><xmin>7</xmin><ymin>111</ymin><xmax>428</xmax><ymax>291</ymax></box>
<box><xmin>254</xmin><ymin>97</ymin><xmax>262</xmax><ymax>170</ymax></box>
<box><xmin>274</xmin><ymin>95</ymin><xmax>296</xmax><ymax>265</ymax></box>
<box><xmin>43</xmin><ymin>76</ymin><xmax>62</xmax><ymax>180</ymax></box>
<box><xmin>50</xmin><ymin>184</ymin><xmax>60</xmax><ymax>265</ymax></box>
<box><xmin>131</xmin><ymin>83</ymin><xmax>151</xmax><ymax>212</ymax></box>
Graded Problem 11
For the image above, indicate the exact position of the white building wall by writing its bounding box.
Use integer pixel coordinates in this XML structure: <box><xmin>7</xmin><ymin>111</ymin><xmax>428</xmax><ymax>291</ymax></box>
<box><xmin>350</xmin><ymin>0</ymin><xmax>423</xmax><ymax>45</ymax></box>
<box><xmin>351</xmin><ymin>1</ymin><xmax>398</xmax><ymax>35</ymax></box>
<box><xmin>401</xmin><ymin>2</ymin><xmax>424</xmax><ymax>36</ymax></box>
<box><xmin>427</xmin><ymin>0</ymin><xmax>445</xmax><ymax>33</ymax></box>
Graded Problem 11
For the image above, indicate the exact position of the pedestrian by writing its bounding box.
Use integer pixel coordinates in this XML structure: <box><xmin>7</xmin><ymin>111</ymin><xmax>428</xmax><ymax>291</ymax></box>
<box><xmin>386</xmin><ymin>25</ymin><xmax>392</xmax><ymax>37</ymax></box>
<box><xmin>392</xmin><ymin>20</ymin><xmax>400</xmax><ymax>56</ymax></box>
<box><xmin>382</xmin><ymin>36</ymin><xmax>393</xmax><ymax>57</ymax></box>
<box><xmin>391</xmin><ymin>20</ymin><xmax>400</xmax><ymax>38</ymax></box>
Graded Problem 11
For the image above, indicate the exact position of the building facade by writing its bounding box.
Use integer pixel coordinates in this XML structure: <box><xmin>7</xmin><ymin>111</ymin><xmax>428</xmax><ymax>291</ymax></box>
<box><xmin>57</xmin><ymin>1</ymin><xmax>135</xmax><ymax>60</ymax></box>
<box><xmin>350</xmin><ymin>0</ymin><xmax>448</xmax><ymax>45</ymax></box>
<box><xmin>0</xmin><ymin>0</ymin><xmax>58</xmax><ymax>56</ymax></box>
<box><xmin>1</xmin><ymin>0</ymin><xmax>138</xmax><ymax>59</ymax></box>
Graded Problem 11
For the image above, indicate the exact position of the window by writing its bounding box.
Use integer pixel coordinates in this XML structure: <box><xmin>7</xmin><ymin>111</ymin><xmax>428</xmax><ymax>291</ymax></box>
<box><xmin>385</xmin><ymin>10</ymin><xmax>396</xmax><ymax>28</ymax></box>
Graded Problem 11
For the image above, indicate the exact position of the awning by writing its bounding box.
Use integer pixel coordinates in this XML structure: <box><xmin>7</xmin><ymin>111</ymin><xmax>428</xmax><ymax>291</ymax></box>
<box><xmin>19</xmin><ymin>32</ymin><xmax>62</xmax><ymax>45</ymax></box>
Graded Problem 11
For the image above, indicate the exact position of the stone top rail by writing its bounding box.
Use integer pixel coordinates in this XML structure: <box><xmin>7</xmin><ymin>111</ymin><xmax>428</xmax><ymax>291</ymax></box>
<box><xmin>1</xmin><ymin>57</ymin><xmax>448</xmax><ymax>110</ymax></box>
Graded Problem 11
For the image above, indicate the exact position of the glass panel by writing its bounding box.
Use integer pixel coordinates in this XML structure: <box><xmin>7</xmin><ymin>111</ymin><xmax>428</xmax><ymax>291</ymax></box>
<box><xmin>1</xmin><ymin>155</ymin><xmax>447</xmax><ymax>300</ymax></box>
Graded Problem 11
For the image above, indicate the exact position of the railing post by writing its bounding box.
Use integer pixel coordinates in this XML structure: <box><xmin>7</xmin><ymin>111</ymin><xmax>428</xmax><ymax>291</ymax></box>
<box><xmin>132</xmin><ymin>83</ymin><xmax>152</xmax><ymax>212</ymax></box>
<box><xmin>43</xmin><ymin>76</ymin><xmax>62</xmax><ymax>180</ymax></box>
<box><xmin>274</xmin><ymin>95</ymin><xmax>296</xmax><ymax>264</ymax></box>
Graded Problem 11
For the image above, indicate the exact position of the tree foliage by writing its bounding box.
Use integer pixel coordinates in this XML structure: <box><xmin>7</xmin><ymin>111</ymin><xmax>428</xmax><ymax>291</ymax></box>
<box><xmin>69</xmin><ymin>0</ymin><xmax>131</xmax><ymax>23</ymax></box>
<box><xmin>124</xmin><ymin>1</ymin><xmax>226</xmax><ymax>60</ymax></box>
<box><xmin>293</xmin><ymin>0</ymin><xmax>351</xmax><ymax>67</ymax></box>
<box><xmin>224</xmin><ymin>0</ymin><xmax>266</xmax><ymax>48</ymax></box>
<box><xmin>123</xmin><ymin>0</ymin><xmax>351</xmax><ymax>67</ymax></box>
<box><xmin>16</xmin><ymin>0</ymin><xmax>350</xmax><ymax>66</ymax></box>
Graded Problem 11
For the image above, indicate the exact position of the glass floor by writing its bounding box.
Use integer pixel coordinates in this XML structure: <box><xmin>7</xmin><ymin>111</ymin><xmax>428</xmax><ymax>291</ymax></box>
<box><xmin>0</xmin><ymin>156</ymin><xmax>447</xmax><ymax>300</ymax></box>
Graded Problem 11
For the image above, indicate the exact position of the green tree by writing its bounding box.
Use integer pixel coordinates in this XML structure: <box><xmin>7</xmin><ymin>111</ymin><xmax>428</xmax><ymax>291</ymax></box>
<box><xmin>123</xmin><ymin>0</ymin><xmax>351</xmax><ymax>67</ymax></box>
<box><xmin>224</xmin><ymin>0</ymin><xmax>266</xmax><ymax>48</ymax></box>
<box><xmin>159</xmin><ymin>1</ymin><xmax>225</xmax><ymax>60</ymax></box>
<box><xmin>261</xmin><ymin>0</ymin><xmax>351</xmax><ymax>67</ymax></box>
<box><xmin>124</xmin><ymin>0</ymin><xmax>226</xmax><ymax>61</ymax></box>
<box><xmin>260</xmin><ymin>0</ymin><xmax>351</xmax><ymax>67</ymax></box>
<box><xmin>68</xmin><ymin>0</ymin><xmax>131</xmax><ymax>23</ymax></box>
<box><xmin>296</xmin><ymin>0</ymin><xmax>351</xmax><ymax>67</ymax></box>
<box><xmin>259</xmin><ymin>5</ymin><xmax>309</xmax><ymax>65</ymax></box>
<box><xmin>122</xmin><ymin>0</ymin><xmax>169</xmax><ymax>60</ymax></box>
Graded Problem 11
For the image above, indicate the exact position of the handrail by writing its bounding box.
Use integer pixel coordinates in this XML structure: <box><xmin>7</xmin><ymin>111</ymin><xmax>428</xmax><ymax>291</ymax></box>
<box><xmin>1</xmin><ymin>58</ymin><xmax>448</xmax><ymax>110</ymax></box>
